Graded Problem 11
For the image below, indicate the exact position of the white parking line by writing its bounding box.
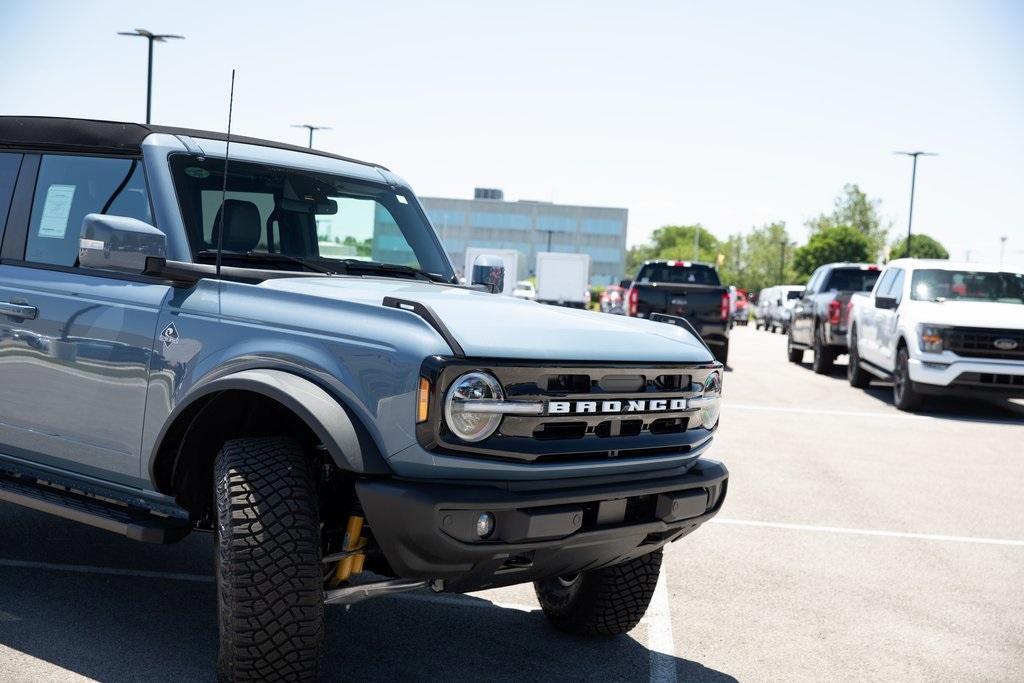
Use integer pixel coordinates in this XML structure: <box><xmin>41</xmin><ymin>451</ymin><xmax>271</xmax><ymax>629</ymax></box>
<box><xmin>644</xmin><ymin>570</ymin><xmax>677</xmax><ymax>683</ymax></box>
<box><xmin>725</xmin><ymin>403</ymin><xmax>917</xmax><ymax>419</ymax></box>
<box><xmin>712</xmin><ymin>518</ymin><xmax>1024</xmax><ymax>547</ymax></box>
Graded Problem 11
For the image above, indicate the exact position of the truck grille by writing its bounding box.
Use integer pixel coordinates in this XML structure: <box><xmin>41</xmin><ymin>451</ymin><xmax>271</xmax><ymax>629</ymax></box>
<box><xmin>417</xmin><ymin>360</ymin><xmax>719</xmax><ymax>463</ymax></box>
<box><xmin>946</xmin><ymin>327</ymin><xmax>1024</xmax><ymax>361</ymax></box>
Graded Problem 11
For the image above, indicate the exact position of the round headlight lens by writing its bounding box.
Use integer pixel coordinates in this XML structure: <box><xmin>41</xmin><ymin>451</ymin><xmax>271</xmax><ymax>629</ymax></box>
<box><xmin>699</xmin><ymin>371</ymin><xmax>722</xmax><ymax>430</ymax></box>
<box><xmin>444</xmin><ymin>371</ymin><xmax>504</xmax><ymax>442</ymax></box>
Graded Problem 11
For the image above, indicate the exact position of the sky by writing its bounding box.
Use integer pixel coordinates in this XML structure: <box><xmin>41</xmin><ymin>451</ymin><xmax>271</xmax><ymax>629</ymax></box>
<box><xmin>2</xmin><ymin>0</ymin><xmax>1022</xmax><ymax>264</ymax></box>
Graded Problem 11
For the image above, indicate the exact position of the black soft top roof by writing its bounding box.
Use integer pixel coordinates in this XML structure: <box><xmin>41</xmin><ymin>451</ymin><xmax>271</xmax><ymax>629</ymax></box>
<box><xmin>0</xmin><ymin>116</ymin><xmax>386</xmax><ymax>170</ymax></box>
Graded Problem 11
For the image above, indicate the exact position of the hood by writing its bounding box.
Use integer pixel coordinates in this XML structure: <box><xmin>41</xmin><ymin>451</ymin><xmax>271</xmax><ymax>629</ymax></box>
<box><xmin>912</xmin><ymin>300</ymin><xmax>1024</xmax><ymax>329</ymax></box>
<box><xmin>262</xmin><ymin>276</ymin><xmax>713</xmax><ymax>362</ymax></box>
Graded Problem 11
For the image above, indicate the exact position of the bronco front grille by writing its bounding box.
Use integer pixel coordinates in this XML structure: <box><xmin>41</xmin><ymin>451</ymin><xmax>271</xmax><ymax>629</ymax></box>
<box><xmin>416</xmin><ymin>358</ymin><xmax>719</xmax><ymax>463</ymax></box>
<box><xmin>946</xmin><ymin>327</ymin><xmax>1024</xmax><ymax>361</ymax></box>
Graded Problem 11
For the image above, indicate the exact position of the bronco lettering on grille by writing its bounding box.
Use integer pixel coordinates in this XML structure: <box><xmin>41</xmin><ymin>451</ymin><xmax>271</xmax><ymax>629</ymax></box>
<box><xmin>546</xmin><ymin>398</ymin><xmax>687</xmax><ymax>415</ymax></box>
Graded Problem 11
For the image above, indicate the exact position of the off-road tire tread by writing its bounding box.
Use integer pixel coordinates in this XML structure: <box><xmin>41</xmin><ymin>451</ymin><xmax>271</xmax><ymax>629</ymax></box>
<box><xmin>847</xmin><ymin>329</ymin><xmax>872</xmax><ymax>388</ymax></box>
<box><xmin>534</xmin><ymin>550</ymin><xmax>662</xmax><ymax>636</ymax></box>
<box><xmin>215</xmin><ymin>436</ymin><xmax>324</xmax><ymax>682</ymax></box>
<box><xmin>812</xmin><ymin>328</ymin><xmax>835</xmax><ymax>375</ymax></box>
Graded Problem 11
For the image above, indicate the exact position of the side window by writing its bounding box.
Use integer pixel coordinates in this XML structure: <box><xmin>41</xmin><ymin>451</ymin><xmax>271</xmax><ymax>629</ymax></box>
<box><xmin>24</xmin><ymin>155</ymin><xmax>151</xmax><ymax>267</ymax></box>
<box><xmin>807</xmin><ymin>268</ymin><xmax>824</xmax><ymax>294</ymax></box>
<box><xmin>889</xmin><ymin>268</ymin><xmax>906</xmax><ymax>304</ymax></box>
<box><xmin>874</xmin><ymin>269</ymin><xmax>896</xmax><ymax>297</ymax></box>
<box><xmin>0</xmin><ymin>153</ymin><xmax>22</xmax><ymax>244</ymax></box>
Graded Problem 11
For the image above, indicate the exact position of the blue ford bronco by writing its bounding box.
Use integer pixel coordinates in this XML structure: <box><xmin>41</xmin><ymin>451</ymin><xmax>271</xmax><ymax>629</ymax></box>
<box><xmin>0</xmin><ymin>117</ymin><xmax>728</xmax><ymax>681</ymax></box>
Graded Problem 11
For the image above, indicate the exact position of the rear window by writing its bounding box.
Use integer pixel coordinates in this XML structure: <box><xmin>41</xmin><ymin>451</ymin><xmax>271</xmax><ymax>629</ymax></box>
<box><xmin>823</xmin><ymin>267</ymin><xmax>881</xmax><ymax>292</ymax></box>
<box><xmin>637</xmin><ymin>263</ymin><xmax>721</xmax><ymax>286</ymax></box>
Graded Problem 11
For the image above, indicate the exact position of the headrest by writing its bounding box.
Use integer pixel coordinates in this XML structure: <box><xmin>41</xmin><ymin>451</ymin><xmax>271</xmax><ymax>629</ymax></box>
<box><xmin>212</xmin><ymin>199</ymin><xmax>261</xmax><ymax>253</ymax></box>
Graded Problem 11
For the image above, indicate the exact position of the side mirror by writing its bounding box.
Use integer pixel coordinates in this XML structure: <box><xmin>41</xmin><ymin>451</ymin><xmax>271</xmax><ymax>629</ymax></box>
<box><xmin>471</xmin><ymin>254</ymin><xmax>505</xmax><ymax>294</ymax></box>
<box><xmin>619</xmin><ymin>279</ymin><xmax>633</xmax><ymax>289</ymax></box>
<box><xmin>875</xmin><ymin>296</ymin><xmax>898</xmax><ymax>310</ymax></box>
<box><xmin>79</xmin><ymin>214</ymin><xmax>167</xmax><ymax>275</ymax></box>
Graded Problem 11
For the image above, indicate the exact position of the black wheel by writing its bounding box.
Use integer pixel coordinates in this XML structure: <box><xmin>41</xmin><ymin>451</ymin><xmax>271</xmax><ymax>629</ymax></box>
<box><xmin>215</xmin><ymin>436</ymin><xmax>324</xmax><ymax>682</ymax></box>
<box><xmin>847</xmin><ymin>328</ymin><xmax>871</xmax><ymax>388</ymax></box>
<box><xmin>755</xmin><ymin>321</ymin><xmax>762</xmax><ymax>330</ymax></box>
<box><xmin>812</xmin><ymin>328</ymin><xmax>835</xmax><ymax>375</ymax></box>
<box><xmin>713</xmin><ymin>340</ymin><xmax>729</xmax><ymax>366</ymax></box>
<box><xmin>787</xmin><ymin>330</ymin><xmax>803</xmax><ymax>363</ymax></box>
<box><xmin>893</xmin><ymin>346</ymin><xmax>924</xmax><ymax>411</ymax></box>
<box><xmin>534</xmin><ymin>551</ymin><xmax>662</xmax><ymax>636</ymax></box>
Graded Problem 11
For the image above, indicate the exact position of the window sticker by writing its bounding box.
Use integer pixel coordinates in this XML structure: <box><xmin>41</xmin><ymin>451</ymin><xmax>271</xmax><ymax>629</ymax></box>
<box><xmin>38</xmin><ymin>184</ymin><xmax>76</xmax><ymax>238</ymax></box>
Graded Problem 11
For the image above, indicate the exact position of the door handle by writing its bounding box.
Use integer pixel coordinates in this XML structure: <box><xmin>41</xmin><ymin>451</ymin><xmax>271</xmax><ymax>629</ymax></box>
<box><xmin>0</xmin><ymin>302</ymin><xmax>38</xmax><ymax>320</ymax></box>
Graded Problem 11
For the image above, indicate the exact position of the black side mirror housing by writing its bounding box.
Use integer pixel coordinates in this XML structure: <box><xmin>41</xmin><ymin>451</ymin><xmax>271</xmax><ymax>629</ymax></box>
<box><xmin>875</xmin><ymin>296</ymin><xmax>898</xmax><ymax>309</ymax></box>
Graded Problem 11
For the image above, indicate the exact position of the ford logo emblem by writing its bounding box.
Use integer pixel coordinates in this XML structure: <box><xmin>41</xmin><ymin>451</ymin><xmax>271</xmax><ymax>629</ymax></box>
<box><xmin>993</xmin><ymin>338</ymin><xmax>1019</xmax><ymax>351</ymax></box>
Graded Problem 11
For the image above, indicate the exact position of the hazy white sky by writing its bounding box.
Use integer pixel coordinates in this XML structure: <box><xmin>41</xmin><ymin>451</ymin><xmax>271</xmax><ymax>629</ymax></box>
<box><xmin>2</xmin><ymin>1</ymin><xmax>1022</xmax><ymax>263</ymax></box>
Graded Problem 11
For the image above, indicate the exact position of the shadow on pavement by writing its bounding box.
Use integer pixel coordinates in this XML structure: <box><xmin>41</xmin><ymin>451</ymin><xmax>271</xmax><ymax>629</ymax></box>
<box><xmin>0</xmin><ymin>504</ymin><xmax>735</xmax><ymax>682</ymax></box>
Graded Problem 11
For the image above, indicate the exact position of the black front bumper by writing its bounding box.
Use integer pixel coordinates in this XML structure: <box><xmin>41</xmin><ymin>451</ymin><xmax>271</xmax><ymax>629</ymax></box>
<box><xmin>355</xmin><ymin>459</ymin><xmax>728</xmax><ymax>593</ymax></box>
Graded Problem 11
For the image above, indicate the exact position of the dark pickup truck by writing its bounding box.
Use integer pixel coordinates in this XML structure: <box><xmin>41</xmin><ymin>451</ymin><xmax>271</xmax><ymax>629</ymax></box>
<box><xmin>787</xmin><ymin>262</ymin><xmax>881</xmax><ymax>373</ymax></box>
<box><xmin>626</xmin><ymin>260</ymin><xmax>730</xmax><ymax>363</ymax></box>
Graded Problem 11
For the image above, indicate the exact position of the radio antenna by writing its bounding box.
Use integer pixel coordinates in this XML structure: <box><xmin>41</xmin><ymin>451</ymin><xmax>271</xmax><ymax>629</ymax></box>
<box><xmin>214</xmin><ymin>69</ymin><xmax>236</xmax><ymax>277</ymax></box>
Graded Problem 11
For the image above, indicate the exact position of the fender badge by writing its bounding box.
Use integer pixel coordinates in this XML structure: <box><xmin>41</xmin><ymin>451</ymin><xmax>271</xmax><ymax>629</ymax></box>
<box><xmin>159</xmin><ymin>323</ymin><xmax>180</xmax><ymax>348</ymax></box>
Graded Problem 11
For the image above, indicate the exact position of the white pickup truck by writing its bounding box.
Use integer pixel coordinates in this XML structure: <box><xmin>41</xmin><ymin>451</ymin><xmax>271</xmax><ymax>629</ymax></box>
<box><xmin>847</xmin><ymin>259</ymin><xmax>1024</xmax><ymax>411</ymax></box>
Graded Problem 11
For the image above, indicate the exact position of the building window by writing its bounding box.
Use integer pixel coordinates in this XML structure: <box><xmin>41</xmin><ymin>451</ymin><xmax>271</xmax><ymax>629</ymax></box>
<box><xmin>581</xmin><ymin>217</ymin><xmax>624</xmax><ymax>235</ymax></box>
<box><xmin>470</xmin><ymin>212</ymin><xmax>531</xmax><ymax>230</ymax></box>
<box><xmin>537</xmin><ymin>215</ymin><xmax>576</xmax><ymax>232</ymax></box>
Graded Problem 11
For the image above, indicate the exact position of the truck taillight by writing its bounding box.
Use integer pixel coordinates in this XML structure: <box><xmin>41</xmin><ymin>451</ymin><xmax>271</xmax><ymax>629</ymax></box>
<box><xmin>828</xmin><ymin>299</ymin><xmax>842</xmax><ymax>326</ymax></box>
<box><xmin>720</xmin><ymin>292</ymin><xmax>729</xmax><ymax>321</ymax></box>
<box><xmin>627</xmin><ymin>287</ymin><xmax>639</xmax><ymax>316</ymax></box>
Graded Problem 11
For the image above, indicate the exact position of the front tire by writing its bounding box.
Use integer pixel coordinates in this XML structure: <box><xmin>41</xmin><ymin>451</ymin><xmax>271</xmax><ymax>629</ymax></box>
<box><xmin>535</xmin><ymin>551</ymin><xmax>662</xmax><ymax>636</ymax></box>
<box><xmin>847</xmin><ymin>328</ymin><xmax>871</xmax><ymax>388</ymax></box>
<box><xmin>215</xmin><ymin>437</ymin><xmax>325</xmax><ymax>682</ymax></box>
<box><xmin>893</xmin><ymin>346</ymin><xmax>924</xmax><ymax>412</ymax></box>
<box><xmin>787</xmin><ymin>330</ymin><xmax>803</xmax><ymax>363</ymax></box>
<box><xmin>812</xmin><ymin>328</ymin><xmax>835</xmax><ymax>375</ymax></box>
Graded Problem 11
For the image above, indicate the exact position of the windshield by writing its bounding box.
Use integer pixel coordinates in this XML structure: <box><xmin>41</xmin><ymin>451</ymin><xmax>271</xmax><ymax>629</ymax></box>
<box><xmin>169</xmin><ymin>155</ymin><xmax>454</xmax><ymax>279</ymax></box>
<box><xmin>824</xmin><ymin>267</ymin><xmax>880</xmax><ymax>292</ymax></box>
<box><xmin>637</xmin><ymin>263</ymin><xmax>721</xmax><ymax>286</ymax></box>
<box><xmin>785</xmin><ymin>290</ymin><xmax>802</xmax><ymax>300</ymax></box>
<box><xmin>911</xmin><ymin>269</ymin><xmax>1024</xmax><ymax>304</ymax></box>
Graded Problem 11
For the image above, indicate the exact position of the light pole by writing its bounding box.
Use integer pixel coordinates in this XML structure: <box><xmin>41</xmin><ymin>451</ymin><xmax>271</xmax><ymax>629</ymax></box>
<box><xmin>291</xmin><ymin>124</ymin><xmax>332</xmax><ymax>148</ymax></box>
<box><xmin>1000</xmin><ymin>236</ymin><xmax>1008</xmax><ymax>264</ymax></box>
<box><xmin>117</xmin><ymin>29</ymin><xmax>184</xmax><ymax>124</ymax></box>
<box><xmin>894</xmin><ymin>151</ymin><xmax>937</xmax><ymax>258</ymax></box>
<box><xmin>778</xmin><ymin>240</ymin><xmax>786</xmax><ymax>284</ymax></box>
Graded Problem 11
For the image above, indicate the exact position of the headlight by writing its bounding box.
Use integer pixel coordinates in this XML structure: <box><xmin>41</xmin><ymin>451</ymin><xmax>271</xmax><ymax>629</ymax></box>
<box><xmin>444</xmin><ymin>371</ymin><xmax>504</xmax><ymax>442</ymax></box>
<box><xmin>694</xmin><ymin>371</ymin><xmax>722</xmax><ymax>430</ymax></box>
<box><xmin>919</xmin><ymin>324</ymin><xmax>947</xmax><ymax>353</ymax></box>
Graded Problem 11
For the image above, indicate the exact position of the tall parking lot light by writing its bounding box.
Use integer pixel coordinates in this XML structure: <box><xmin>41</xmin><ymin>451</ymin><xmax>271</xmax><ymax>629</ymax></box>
<box><xmin>894</xmin><ymin>151</ymin><xmax>937</xmax><ymax>258</ymax></box>
<box><xmin>117</xmin><ymin>29</ymin><xmax>184</xmax><ymax>124</ymax></box>
<box><xmin>291</xmin><ymin>124</ymin><xmax>332</xmax><ymax>148</ymax></box>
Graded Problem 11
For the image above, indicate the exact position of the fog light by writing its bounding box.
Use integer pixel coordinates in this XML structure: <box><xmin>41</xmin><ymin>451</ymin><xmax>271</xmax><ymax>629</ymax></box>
<box><xmin>476</xmin><ymin>512</ymin><xmax>495</xmax><ymax>539</ymax></box>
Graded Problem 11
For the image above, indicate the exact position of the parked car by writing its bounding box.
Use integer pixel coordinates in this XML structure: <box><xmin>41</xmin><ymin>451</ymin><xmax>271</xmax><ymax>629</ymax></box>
<box><xmin>511</xmin><ymin>279</ymin><xmax>537</xmax><ymax>300</ymax></box>
<box><xmin>0</xmin><ymin>116</ymin><xmax>729</xmax><ymax>680</ymax></box>
<box><xmin>768</xmin><ymin>285</ymin><xmax>804</xmax><ymax>334</ymax></box>
<box><xmin>755</xmin><ymin>286</ymin><xmax>776</xmax><ymax>330</ymax></box>
<box><xmin>731</xmin><ymin>287</ymin><xmax>749</xmax><ymax>326</ymax></box>
<box><xmin>625</xmin><ymin>260</ymin><xmax>731</xmax><ymax>363</ymax></box>
<box><xmin>787</xmin><ymin>263</ymin><xmax>881</xmax><ymax>372</ymax></box>
<box><xmin>847</xmin><ymin>259</ymin><xmax>1024</xmax><ymax>410</ymax></box>
<box><xmin>599</xmin><ymin>284</ymin><xmax>626</xmax><ymax>314</ymax></box>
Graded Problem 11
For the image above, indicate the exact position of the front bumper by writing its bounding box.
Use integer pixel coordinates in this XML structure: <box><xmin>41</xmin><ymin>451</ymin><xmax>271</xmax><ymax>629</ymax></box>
<box><xmin>909</xmin><ymin>356</ymin><xmax>1024</xmax><ymax>397</ymax></box>
<box><xmin>356</xmin><ymin>458</ymin><xmax>727</xmax><ymax>593</ymax></box>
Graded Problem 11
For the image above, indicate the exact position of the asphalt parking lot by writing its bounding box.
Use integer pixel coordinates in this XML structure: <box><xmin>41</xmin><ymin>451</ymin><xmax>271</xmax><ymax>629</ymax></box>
<box><xmin>1</xmin><ymin>325</ymin><xmax>1022</xmax><ymax>681</ymax></box>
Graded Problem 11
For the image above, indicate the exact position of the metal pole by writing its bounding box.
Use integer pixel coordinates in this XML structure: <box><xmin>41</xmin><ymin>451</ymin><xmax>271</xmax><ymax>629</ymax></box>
<box><xmin>779</xmin><ymin>241</ymin><xmax>786</xmax><ymax>283</ymax></box>
<box><xmin>146</xmin><ymin>36</ymin><xmax>154</xmax><ymax>124</ymax></box>
<box><xmin>546</xmin><ymin>230</ymin><xmax>553</xmax><ymax>251</ymax></box>
<box><xmin>1001</xmin><ymin>236</ymin><xmax>1008</xmax><ymax>264</ymax></box>
<box><xmin>308</xmin><ymin>127</ymin><xmax>314</xmax><ymax>148</ymax></box>
<box><xmin>906</xmin><ymin>154</ymin><xmax>918</xmax><ymax>258</ymax></box>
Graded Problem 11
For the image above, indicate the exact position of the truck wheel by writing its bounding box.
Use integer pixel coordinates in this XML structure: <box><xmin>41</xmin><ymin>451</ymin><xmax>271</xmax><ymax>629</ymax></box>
<box><xmin>812</xmin><ymin>329</ymin><xmax>834</xmax><ymax>375</ymax></box>
<box><xmin>786</xmin><ymin>330</ymin><xmax>803</xmax><ymax>363</ymax></box>
<box><xmin>214</xmin><ymin>436</ymin><xmax>324</xmax><ymax>682</ymax></box>
<box><xmin>534</xmin><ymin>550</ymin><xmax>662</xmax><ymax>636</ymax></box>
<box><xmin>713</xmin><ymin>341</ymin><xmax>729</xmax><ymax>365</ymax></box>
<box><xmin>847</xmin><ymin>329</ymin><xmax>871</xmax><ymax>388</ymax></box>
<box><xmin>893</xmin><ymin>346</ymin><xmax>924</xmax><ymax>412</ymax></box>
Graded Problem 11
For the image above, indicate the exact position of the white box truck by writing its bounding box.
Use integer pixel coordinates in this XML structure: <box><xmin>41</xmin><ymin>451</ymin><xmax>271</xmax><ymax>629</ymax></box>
<box><xmin>536</xmin><ymin>251</ymin><xmax>591</xmax><ymax>308</ymax></box>
<box><xmin>464</xmin><ymin>247</ymin><xmax>520</xmax><ymax>296</ymax></box>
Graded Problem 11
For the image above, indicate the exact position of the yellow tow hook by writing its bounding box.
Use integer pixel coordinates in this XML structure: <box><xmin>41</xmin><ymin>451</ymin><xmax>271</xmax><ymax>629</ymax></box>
<box><xmin>330</xmin><ymin>514</ymin><xmax>367</xmax><ymax>586</ymax></box>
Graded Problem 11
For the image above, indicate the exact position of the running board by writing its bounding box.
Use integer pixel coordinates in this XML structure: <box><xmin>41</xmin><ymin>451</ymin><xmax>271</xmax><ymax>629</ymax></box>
<box><xmin>0</xmin><ymin>471</ymin><xmax>190</xmax><ymax>543</ymax></box>
<box><xmin>324</xmin><ymin>578</ymin><xmax>428</xmax><ymax>605</ymax></box>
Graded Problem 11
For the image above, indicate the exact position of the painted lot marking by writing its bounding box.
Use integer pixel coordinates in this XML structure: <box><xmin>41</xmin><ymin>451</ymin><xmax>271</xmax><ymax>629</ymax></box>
<box><xmin>643</xmin><ymin>570</ymin><xmax>677</xmax><ymax>683</ymax></box>
<box><xmin>712</xmin><ymin>518</ymin><xmax>1024</xmax><ymax>547</ymax></box>
<box><xmin>725</xmin><ymin>403</ymin><xmax>917</xmax><ymax>420</ymax></box>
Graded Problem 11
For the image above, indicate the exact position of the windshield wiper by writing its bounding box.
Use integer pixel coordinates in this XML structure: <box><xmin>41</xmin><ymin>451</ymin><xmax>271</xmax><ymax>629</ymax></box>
<box><xmin>335</xmin><ymin>259</ymin><xmax>449</xmax><ymax>283</ymax></box>
<box><xmin>196</xmin><ymin>250</ymin><xmax>336</xmax><ymax>275</ymax></box>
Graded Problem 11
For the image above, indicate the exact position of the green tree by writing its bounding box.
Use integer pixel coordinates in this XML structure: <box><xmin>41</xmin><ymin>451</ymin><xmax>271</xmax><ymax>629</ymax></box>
<box><xmin>807</xmin><ymin>184</ymin><xmax>890</xmax><ymax>258</ymax></box>
<box><xmin>793</xmin><ymin>226</ymin><xmax>871</xmax><ymax>278</ymax></box>
<box><xmin>889</xmin><ymin>233</ymin><xmax>949</xmax><ymax>260</ymax></box>
<box><xmin>625</xmin><ymin>224</ymin><xmax>720</xmax><ymax>275</ymax></box>
<box><xmin>737</xmin><ymin>221</ymin><xmax>799</xmax><ymax>291</ymax></box>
